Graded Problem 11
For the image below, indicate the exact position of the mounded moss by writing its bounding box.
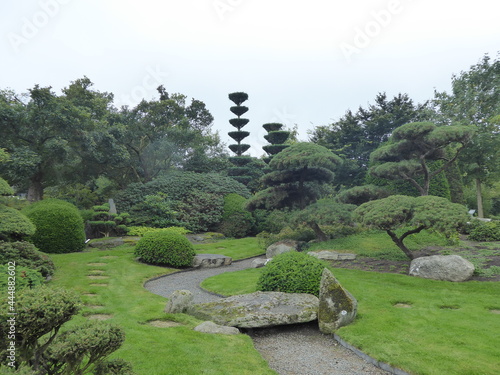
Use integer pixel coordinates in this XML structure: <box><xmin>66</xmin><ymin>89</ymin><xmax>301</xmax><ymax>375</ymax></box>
<box><xmin>134</xmin><ymin>232</ymin><xmax>195</xmax><ymax>268</ymax></box>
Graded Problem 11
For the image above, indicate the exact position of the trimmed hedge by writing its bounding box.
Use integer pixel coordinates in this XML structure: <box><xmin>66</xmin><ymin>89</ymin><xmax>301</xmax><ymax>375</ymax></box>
<box><xmin>468</xmin><ymin>220</ymin><xmax>500</xmax><ymax>241</ymax></box>
<box><xmin>218</xmin><ymin>194</ymin><xmax>254</xmax><ymax>238</ymax></box>
<box><xmin>257</xmin><ymin>252</ymin><xmax>328</xmax><ymax>297</ymax></box>
<box><xmin>22</xmin><ymin>199</ymin><xmax>86</xmax><ymax>254</ymax></box>
<box><xmin>134</xmin><ymin>232</ymin><xmax>195</xmax><ymax>267</ymax></box>
<box><xmin>0</xmin><ymin>207</ymin><xmax>36</xmax><ymax>242</ymax></box>
<box><xmin>0</xmin><ymin>241</ymin><xmax>55</xmax><ymax>278</ymax></box>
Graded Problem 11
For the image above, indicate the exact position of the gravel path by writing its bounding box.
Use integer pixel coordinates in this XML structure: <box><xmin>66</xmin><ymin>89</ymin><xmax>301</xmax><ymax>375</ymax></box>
<box><xmin>144</xmin><ymin>257</ymin><xmax>391</xmax><ymax>375</ymax></box>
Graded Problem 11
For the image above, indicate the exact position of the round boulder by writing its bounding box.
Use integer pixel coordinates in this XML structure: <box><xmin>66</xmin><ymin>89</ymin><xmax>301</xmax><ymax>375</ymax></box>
<box><xmin>409</xmin><ymin>255</ymin><xmax>475</xmax><ymax>282</ymax></box>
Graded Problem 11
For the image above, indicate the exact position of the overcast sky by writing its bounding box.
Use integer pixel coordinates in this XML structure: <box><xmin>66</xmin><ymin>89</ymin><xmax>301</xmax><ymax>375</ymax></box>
<box><xmin>2</xmin><ymin>0</ymin><xmax>499</xmax><ymax>157</ymax></box>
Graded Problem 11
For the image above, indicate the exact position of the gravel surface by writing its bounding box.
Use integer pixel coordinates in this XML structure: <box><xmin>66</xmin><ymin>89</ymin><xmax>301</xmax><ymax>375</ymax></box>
<box><xmin>144</xmin><ymin>257</ymin><xmax>392</xmax><ymax>375</ymax></box>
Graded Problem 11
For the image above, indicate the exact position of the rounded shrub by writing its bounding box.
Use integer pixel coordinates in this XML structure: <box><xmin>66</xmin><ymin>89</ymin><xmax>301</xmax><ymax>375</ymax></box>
<box><xmin>219</xmin><ymin>193</ymin><xmax>254</xmax><ymax>238</ymax></box>
<box><xmin>468</xmin><ymin>221</ymin><xmax>500</xmax><ymax>241</ymax></box>
<box><xmin>0</xmin><ymin>206</ymin><xmax>36</xmax><ymax>242</ymax></box>
<box><xmin>134</xmin><ymin>232</ymin><xmax>196</xmax><ymax>267</ymax></box>
<box><xmin>0</xmin><ymin>241</ymin><xmax>55</xmax><ymax>278</ymax></box>
<box><xmin>257</xmin><ymin>252</ymin><xmax>328</xmax><ymax>297</ymax></box>
<box><xmin>22</xmin><ymin>199</ymin><xmax>86</xmax><ymax>254</ymax></box>
<box><xmin>0</xmin><ymin>265</ymin><xmax>44</xmax><ymax>291</ymax></box>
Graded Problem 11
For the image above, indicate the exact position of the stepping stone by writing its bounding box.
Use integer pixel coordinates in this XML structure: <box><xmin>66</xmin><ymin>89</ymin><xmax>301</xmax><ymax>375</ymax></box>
<box><xmin>86</xmin><ymin>305</ymin><xmax>104</xmax><ymax>310</ymax></box>
<box><xmin>100</xmin><ymin>256</ymin><xmax>118</xmax><ymax>259</ymax></box>
<box><xmin>148</xmin><ymin>320</ymin><xmax>182</xmax><ymax>328</ymax></box>
<box><xmin>87</xmin><ymin>314</ymin><xmax>113</xmax><ymax>320</ymax></box>
<box><xmin>87</xmin><ymin>275</ymin><xmax>109</xmax><ymax>280</ymax></box>
<box><xmin>192</xmin><ymin>254</ymin><xmax>232</xmax><ymax>268</ymax></box>
<box><xmin>88</xmin><ymin>270</ymin><xmax>105</xmax><ymax>274</ymax></box>
<box><xmin>87</xmin><ymin>263</ymin><xmax>107</xmax><ymax>266</ymax></box>
<box><xmin>83</xmin><ymin>293</ymin><xmax>97</xmax><ymax>297</ymax></box>
<box><xmin>90</xmin><ymin>283</ymin><xmax>108</xmax><ymax>287</ymax></box>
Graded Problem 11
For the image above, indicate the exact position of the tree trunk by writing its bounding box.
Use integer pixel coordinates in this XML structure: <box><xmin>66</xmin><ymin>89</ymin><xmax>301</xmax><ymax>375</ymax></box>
<box><xmin>476</xmin><ymin>178</ymin><xmax>484</xmax><ymax>218</ymax></box>
<box><xmin>27</xmin><ymin>171</ymin><xmax>44</xmax><ymax>202</ymax></box>
<box><xmin>386</xmin><ymin>230</ymin><xmax>415</xmax><ymax>260</ymax></box>
<box><xmin>309</xmin><ymin>222</ymin><xmax>329</xmax><ymax>242</ymax></box>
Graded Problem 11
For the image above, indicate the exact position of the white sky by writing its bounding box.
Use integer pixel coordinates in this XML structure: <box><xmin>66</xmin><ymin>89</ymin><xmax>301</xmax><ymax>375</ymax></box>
<box><xmin>1</xmin><ymin>0</ymin><xmax>499</xmax><ymax>157</ymax></box>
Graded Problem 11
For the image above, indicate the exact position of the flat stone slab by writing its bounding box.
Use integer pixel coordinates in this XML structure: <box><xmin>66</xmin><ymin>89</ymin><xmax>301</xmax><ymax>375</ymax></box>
<box><xmin>187</xmin><ymin>291</ymin><xmax>319</xmax><ymax>328</ymax></box>
<box><xmin>88</xmin><ymin>238</ymin><xmax>124</xmax><ymax>249</ymax></box>
<box><xmin>192</xmin><ymin>254</ymin><xmax>232</xmax><ymax>268</ymax></box>
<box><xmin>308</xmin><ymin>251</ymin><xmax>357</xmax><ymax>261</ymax></box>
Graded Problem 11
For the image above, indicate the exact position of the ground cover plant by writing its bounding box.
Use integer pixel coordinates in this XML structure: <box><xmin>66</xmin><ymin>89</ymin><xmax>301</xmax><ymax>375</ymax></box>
<box><xmin>48</xmin><ymin>242</ymin><xmax>276</xmax><ymax>375</ymax></box>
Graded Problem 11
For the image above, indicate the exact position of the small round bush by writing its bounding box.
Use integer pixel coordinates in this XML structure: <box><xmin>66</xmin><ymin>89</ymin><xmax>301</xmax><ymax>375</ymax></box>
<box><xmin>0</xmin><ymin>241</ymin><xmax>55</xmax><ymax>277</ymax></box>
<box><xmin>257</xmin><ymin>252</ymin><xmax>328</xmax><ymax>297</ymax></box>
<box><xmin>0</xmin><ymin>206</ymin><xmax>36</xmax><ymax>242</ymax></box>
<box><xmin>22</xmin><ymin>199</ymin><xmax>86</xmax><ymax>254</ymax></box>
<box><xmin>134</xmin><ymin>232</ymin><xmax>195</xmax><ymax>267</ymax></box>
<box><xmin>219</xmin><ymin>193</ymin><xmax>254</xmax><ymax>238</ymax></box>
<box><xmin>468</xmin><ymin>221</ymin><xmax>500</xmax><ymax>241</ymax></box>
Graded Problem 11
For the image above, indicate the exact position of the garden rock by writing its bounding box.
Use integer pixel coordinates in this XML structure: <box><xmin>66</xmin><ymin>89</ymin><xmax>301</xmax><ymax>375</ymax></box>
<box><xmin>266</xmin><ymin>240</ymin><xmax>302</xmax><ymax>258</ymax></box>
<box><xmin>251</xmin><ymin>258</ymin><xmax>268</xmax><ymax>268</ymax></box>
<box><xmin>88</xmin><ymin>237</ymin><xmax>124</xmax><ymax>249</ymax></box>
<box><xmin>194</xmin><ymin>321</ymin><xmax>240</xmax><ymax>335</ymax></box>
<box><xmin>164</xmin><ymin>290</ymin><xmax>194</xmax><ymax>314</ymax></box>
<box><xmin>192</xmin><ymin>254</ymin><xmax>232</xmax><ymax>268</ymax></box>
<box><xmin>318</xmin><ymin>268</ymin><xmax>357</xmax><ymax>334</ymax></box>
<box><xmin>409</xmin><ymin>255</ymin><xmax>475</xmax><ymax>282</ymax></box>
<box><xmin>308</xmin><ymin>251</ymin><xmax>357</xmax><ymax>261</ymax></box>
<box><xmin>187</xmin><ymin>291</ymin><xmax>319</xmax><ymax>328</ymax></box>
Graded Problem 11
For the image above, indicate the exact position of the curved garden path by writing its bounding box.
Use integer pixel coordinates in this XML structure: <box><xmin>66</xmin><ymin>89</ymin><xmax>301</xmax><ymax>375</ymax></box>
<box><xmin>144</xmin><ymin>257</ymin><xmax>393</xmax><ymax>375</ymax></box>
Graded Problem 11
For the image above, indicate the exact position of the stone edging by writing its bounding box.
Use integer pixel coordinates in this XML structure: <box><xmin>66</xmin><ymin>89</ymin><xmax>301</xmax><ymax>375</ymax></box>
<box><xmin>333</xmin><ymin>333</ymin><xmax>412</xmax><ymax>375</ymax></box>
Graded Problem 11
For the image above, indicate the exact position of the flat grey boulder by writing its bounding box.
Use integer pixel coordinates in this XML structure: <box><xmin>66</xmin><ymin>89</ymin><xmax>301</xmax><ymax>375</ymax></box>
<box><xmin>409</xmin><ymin>255</ymin><xmax>475</xmax><ymax>282</ymax></box>
<box><xmin>164</xmin><ymin>290</ymin><xmax>193</xmax><ymax>314</ymax></box>
<box><xmin>194</xmin><ymin>321</ymin><xmax>240</xmax><ymax>335</ymax></box>
<box><xmin>308</xmin><ymin>251</ymin><xmax>357</xmax><ymax>261</ymax></box>
<box><xmin>266</xmin><ymin>240</ymin><xmax>301</xmax><ymax>258</ymax></box>
<box><xmin>192</xmin><ymin>254</ymin><xmax>232</xmax><ymax>268</ymax></box>
<box><xmin>251</xmin><ymin>258</ymin><xmax>268</xmax><ymax>268</ymax></box>
<box><xmin>318</xmin><ymin>268</ymin><xmax>357</xmax><ymax>334</ymax></box>
<box><xmin>187</xmin><ymin>291</ymin><xmax>319</xmax><ymax>328</ymax></box>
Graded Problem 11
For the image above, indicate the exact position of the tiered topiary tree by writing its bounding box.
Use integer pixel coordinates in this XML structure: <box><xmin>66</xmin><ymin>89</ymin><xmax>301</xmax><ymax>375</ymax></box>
<box><xmin>227</xmin><ymin>92</ymin><xmax>253</xmax><ymax>185</ymax></box>
<box><xmin>262</xmin><ymin>123</ymin><xmax>290</xmax><ymax>164</ymax></box>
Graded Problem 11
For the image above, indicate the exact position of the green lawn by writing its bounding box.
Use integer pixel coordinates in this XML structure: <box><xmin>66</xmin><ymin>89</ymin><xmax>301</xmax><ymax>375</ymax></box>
<box><xmin>202</xmin><ymin>267</ymin><xmax>500</xmax><ymax>375</ymax></box>
<box><xmin>194</xmin><ymin>236</ymin><xmax>263</xmax><ymax>260</ymax></box>
<box><xmin>49</xmin><ymin>242</ymin><xmax>276</xmax><ymax>375</ymax></box>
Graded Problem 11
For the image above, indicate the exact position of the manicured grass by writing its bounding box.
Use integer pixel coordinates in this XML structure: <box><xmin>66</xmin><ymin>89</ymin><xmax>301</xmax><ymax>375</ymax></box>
<box><xmin>49</xmin><ymin>244</ymin><xmax>276</xmax><ymax>375</ymax></box>
<box><xmin>194</xmin><ymin>237</ymin><xmax>264</xmax><ymax>260</ymax></box>
<box><xmin>308</xmin><ymin>229</ymin><xmax>449</xmax><ymax>260</ymax></box>
<box><xmin>202</xmin><ymin>267</ymin><xmax>500</xmax><ymax>375</ymax></box>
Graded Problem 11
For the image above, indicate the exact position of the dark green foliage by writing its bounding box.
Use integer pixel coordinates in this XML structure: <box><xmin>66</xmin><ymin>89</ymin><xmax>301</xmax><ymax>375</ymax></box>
<box><xmin>128</xmin><ymin>193</ymin><xmax>179</xmax><ymax>228</ymax></box>
<box><xmin>44</xmin><ymin>183</ymin><xmax>100</xmax><ymax>209</ymax></box>
<box><xmin>264</xmin><ymin>131</ymin><xmax>290</xmax><ymax>145</ymax></box>
<box><xmin>175</xmin><ymin>191</ymin><xmax>224</xmax><ymax>233</ymax></box>
<box><xmin>0</xmin><ymin>241</ymin><xmax>55</xmax><ymax>277</ymax></box>
<box><xmin>336</xmin><ymin>185</ymin><xmax>391</xmax><ymax>205</ymax></box>
<box><xmin>86</xmin><ymin>203</ymin><xmax>130</xmax><ymax>238</ymax></box>
<box><xmin>468</xmin><ymin>221</ymin><xmax>500</xmax><ymax>241</ymax></box>
<box><xmin>115</xmin><ymin>172</ymin><xmax>250</xmax><ymax>212</ymax></box>
<box><xmin>230</xmin><ymin>106</ymin><xmax>249</xmax><ymax>117</ymax></box>
<box><xmin>0</xmin><ymin>177</ymin><xmax>13</xmax><ymax>196</ymax></box>
<box><xmin>228</xmin><ymin>144</ymin><xmax>251</xmax><ymax>155</ymax></box>
<box><xmin>262</xmin><ymin>145</ymin><xmax>289</xmax><ymax>155</ymax></box>
<box><xmin>228</xmin><ymin>118</ymin><xmax>249</xmax><ymax>129</ymax></box>
<box><xmin>0</xmin><ymin>206</ymin><xmax>36</xmax><ymax>242</ymax></box>
<box><xmin>44</xmin><ymin>322</ymin><xmax>126</xmax><ymax>375</ymax></box>
<box><xmin>0</xmin><ymin>265</ymin><xmax>44</xmax><ymax>291</ymax></box>
<box><xmin>0</xmin><ymin>365</ymin><xmax>35</xmax><ymax>374</ymax></box>
<box><xmin>228</xmin><ymin>156</ymin><xmax>253</xmax><ymax>167</ymax></box>
<box><xmin>262</xmin><ymin>123</ymin><xmax>283</xmax><ymax>132</ymax></box>
<box><xmin>0</xmin><ymin>287</ymin><xmax>81</xmax><ymax>368</ymax></box>
<box><xmin>228</xmin><ymin>131</ymin><xmax>250</xmax><ymax>143</ymax></box>
<box><xmin>228</xmin><ymin>92</ymin><xmax>248</xmax><ymax>105</ymax></box>
<box><xmin>219</xmin><ymin>194</ymin><xmax>255</xmax><ymax>238</ymax></box>
<box><xmin>134</xmin><ymin>232</ymin><xmax>196</xmax><ymax>267</ymax></box>
<box><xmin>22</xmin><ymin>199</ymin><xmax>86</xmax><ymax>254</ymax></box>
<box><xmin>94</xmin><ymin>359</ymin><xmax>135</xmax><ymax>375</ymax></box>
<box><xmin>253</xmin><ymin>209</ymin><xmax>293</xmax><ymax>234</ymax></box>
<box><xmin>257</xmin><ymin>252</ymin><xmax>328</xmax><ymax>297</ymax></box>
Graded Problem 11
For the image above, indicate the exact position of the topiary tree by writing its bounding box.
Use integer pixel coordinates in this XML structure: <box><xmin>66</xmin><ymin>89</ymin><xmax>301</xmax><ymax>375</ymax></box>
<box><xmin>0</xmin><ymin>241</ymin><xmax>55</xmax><ymax>278</ymax></box>
<box><xmin>227</xmin><ymin>92</ymin><xmax>254</xmax><ymax>185</ymax></box>
<box><xmin>257</xmin><ymin>252</ymin><xmax>328</xmax><ymax>297</ymax></box>
<box><xmin>134</xmin><ymin>231</ymin><xmax>196</xmax><ymax>267</ymax></box>
<box><xmin>218</xmin><ymin>193</ymin><xmax>255</xmax><ymax>238</ymax></box>
<box><xmin>353</xmin><ymin>195</ymin><xmax>469</xmax><ymax>259</ymax></box>
<box><xmin>247</xmin><ymin>143</ymin><xmax>342</xmax><ymax>210</ymax></box>
<box><xmin>127</xmin><ymin>192</ymin><xmax>180</xmax><ymax>229</ymax></box>
<box><xmin>369</xmin><ymin>122</ymin><xmax>474</xmax><ymax>196</ymax></box>
<box><xmin>336</xmin><ymin>185</ymin><xmax>391</xmax><ymax>205</ymax></box>
<box><xmin>0</xmin><ymin>207</ymin><xmax>36</xmax><ymax>242</ymax></box>
<box><xmin>86</xmin><ymin>202</ymin><xmax>130</xmax><ymax>238</ymax></box>
<box><xmin>262</xmin><ymin>123</ymin><xmax>290</xmax><ymax>164</ymax></box>
<box><xmin>291</xmin><ymin>199</ymin><xmax>356</xmax><ymax>242</ymax></box>
<box><xmin>22</xmin><ymin>199</ymin><xmax>86</xmax><ymax>254</ymax></box>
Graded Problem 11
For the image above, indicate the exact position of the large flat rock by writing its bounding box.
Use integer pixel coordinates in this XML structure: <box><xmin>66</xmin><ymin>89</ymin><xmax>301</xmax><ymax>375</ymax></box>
<box><xmin>187</xmin><ymin>291</ymin><xmax>319</xmax><ymax>328</ymax></box>
<box><xmin>192</xmin><ymin>254</ymin><xmax>232</xmax><ymax>268</ymax></box>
